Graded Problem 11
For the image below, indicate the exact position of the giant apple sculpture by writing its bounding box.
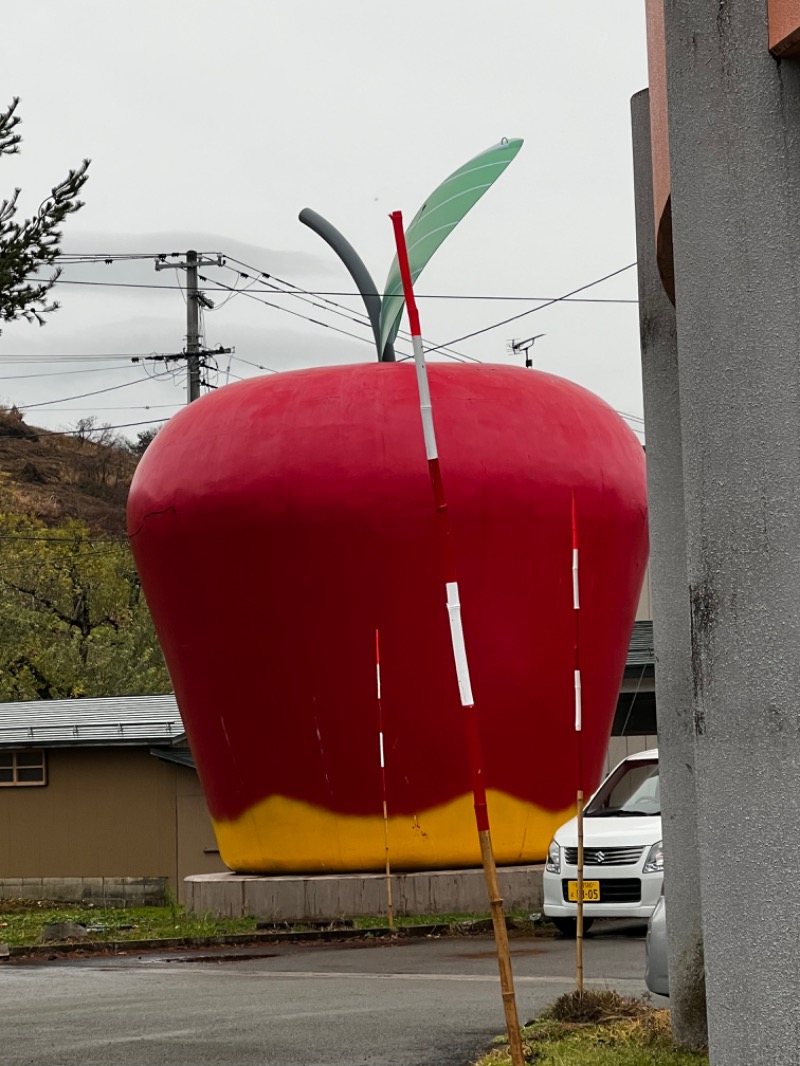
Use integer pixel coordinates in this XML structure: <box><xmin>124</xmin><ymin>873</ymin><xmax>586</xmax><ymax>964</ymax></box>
<box><xmin>127</xmin><ymin>361</ymin><xmax>648</xmax><ymax>874</ymax></box>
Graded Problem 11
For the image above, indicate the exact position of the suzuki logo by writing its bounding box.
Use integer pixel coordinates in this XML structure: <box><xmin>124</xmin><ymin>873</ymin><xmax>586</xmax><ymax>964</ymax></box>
<box><xmin>595</xmin><ymin>851</ymin><xmax>606</xmax><ymax>864</ymax></box>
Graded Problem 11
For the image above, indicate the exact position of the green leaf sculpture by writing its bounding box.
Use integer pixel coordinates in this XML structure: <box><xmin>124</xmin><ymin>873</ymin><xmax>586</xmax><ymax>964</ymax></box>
<box><xmin>377</xmin><ymin>137</ymin><xmax>524</xmax><ymax>358</ymax></box>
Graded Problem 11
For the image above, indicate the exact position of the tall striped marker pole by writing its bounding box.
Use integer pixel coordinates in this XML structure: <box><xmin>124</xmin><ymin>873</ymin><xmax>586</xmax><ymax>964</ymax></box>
<box><xmin>375</xmin><ymin>628</ymin><xmax>394</xmax><ymax>930</ymax></box>
<box><xmin>572</xmin><ymin>490</ymin><xmax>585</xmax><ymax>994</ymax></box>
<box><xmin>389</xmin><ymin>211</ymin><xmax>525</xmax><ymax>1066</ymax></box>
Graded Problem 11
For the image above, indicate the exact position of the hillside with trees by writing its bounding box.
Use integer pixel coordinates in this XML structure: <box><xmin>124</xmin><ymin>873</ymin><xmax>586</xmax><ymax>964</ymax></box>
<box><xmin>0</xmin><ymin>404</ymin><xmax>143</xmax><ymax>535</ymax></box>
<box><xmin>0</xmin><ymin>407</ymin><xmax>170</xmax><ymax>700</ymax></box>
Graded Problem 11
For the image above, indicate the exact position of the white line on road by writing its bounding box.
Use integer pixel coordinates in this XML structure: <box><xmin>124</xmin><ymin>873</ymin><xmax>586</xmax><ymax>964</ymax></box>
<box><xmin>76</xmin><ymin>1029</ymin><xmax>199</xmax><ymax>1046</ymax></box>
<box><xmin>67</xmin><ymin>1011</ymin><xmax>382</xmax><ymax>1049</ymax></box>
<box><xmin>153</xmin><ymin>968</ymin><xmax>643</xmax><ymax>986</ymax></box>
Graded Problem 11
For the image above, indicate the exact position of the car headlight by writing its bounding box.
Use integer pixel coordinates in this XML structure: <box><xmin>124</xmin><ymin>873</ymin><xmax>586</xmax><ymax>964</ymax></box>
<box><xmin>545</xmin><ymin>839</ymin><xmax>561</xmax><ymax>874</ymax></box>
<box><xmin>643</xmin><ymin>840</ymin><xmax>664</xmax><ymax>874</ymax></box>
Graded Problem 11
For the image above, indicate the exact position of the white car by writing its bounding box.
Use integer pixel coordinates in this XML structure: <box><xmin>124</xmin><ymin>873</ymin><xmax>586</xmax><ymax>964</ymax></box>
<box><xmin>542</xmin><ymin>749</ymin><xmax>662</xmax><ymax>936</ymax></box>
<box><xmin>645</xmin><ymin>890</ymin><xmax>669</xmax><ymax>996</ymax></box>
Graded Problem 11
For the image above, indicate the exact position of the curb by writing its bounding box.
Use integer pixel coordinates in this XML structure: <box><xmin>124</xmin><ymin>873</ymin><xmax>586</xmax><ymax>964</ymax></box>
<box><xmin>1</xmin><ymin>922</ymin><xmax>458</xmax><ymax>960</ymax></box>
<box><xmin>1</xmin><ymin>917</ymin><xmax>548</xmax><ymax>961</ymax></box>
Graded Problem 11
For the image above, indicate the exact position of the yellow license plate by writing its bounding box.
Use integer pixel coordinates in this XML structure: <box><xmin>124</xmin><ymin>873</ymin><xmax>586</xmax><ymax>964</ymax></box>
<box><xmin>567</xmin><ymin>880</ymin><xmax>600</xmax><ymax>902</ymax></box>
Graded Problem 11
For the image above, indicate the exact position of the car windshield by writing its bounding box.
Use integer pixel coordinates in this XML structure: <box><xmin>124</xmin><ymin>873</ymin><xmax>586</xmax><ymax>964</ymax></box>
<box><xmin>584</xmin><ymin>758</ymin><xmax>660</xmax><ymax>817</ymax></box>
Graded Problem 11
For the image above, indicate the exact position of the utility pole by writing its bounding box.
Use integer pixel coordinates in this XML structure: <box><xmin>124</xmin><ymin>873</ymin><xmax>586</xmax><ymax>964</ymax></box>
<box><xmin>185</xmin><ymin>249</ymin><xmax>201</xmax><ymax>403</ymax></box>
<box><xmin>155</xmin><ymin>250</ymin><xmax>231</xmax><ymax>402</ymax></box>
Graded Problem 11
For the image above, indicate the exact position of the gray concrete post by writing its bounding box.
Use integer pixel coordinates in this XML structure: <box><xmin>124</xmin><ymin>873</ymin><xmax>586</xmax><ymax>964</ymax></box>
<box><xmin>663</xmin><ymin>2</ymin><xmax>800</xmax><ymax>1062</ymax></box>
<box><xmin>630</xmin><ymin>88</ymin><xmax>707</xmax><ymax>1049</ymax></box>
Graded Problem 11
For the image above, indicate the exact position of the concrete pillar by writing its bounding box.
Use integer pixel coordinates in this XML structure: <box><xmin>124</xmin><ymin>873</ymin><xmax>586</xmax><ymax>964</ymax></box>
<box><xmin>662</xmin><ymin>2</ymin><xmax>800</xmax><ymax>1062</ymax></box>
<box><xmin>630</xmin><ymin>88</ymin><xmax>707</xmax><ymax>1049</ymax></box>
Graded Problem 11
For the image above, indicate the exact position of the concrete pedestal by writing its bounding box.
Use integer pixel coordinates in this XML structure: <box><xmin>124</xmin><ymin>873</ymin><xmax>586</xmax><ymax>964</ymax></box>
<box><xmin>184</xmin><ymin>865</ymin><xmax>544</xmax><ymax>922</ymax></box>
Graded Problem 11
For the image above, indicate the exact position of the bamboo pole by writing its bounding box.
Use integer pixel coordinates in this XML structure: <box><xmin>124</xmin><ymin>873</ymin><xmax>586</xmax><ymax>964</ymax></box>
<box><xmin>375</xmin><ymin>628</ymin><xmax>394</xmax><ymax>930</ymax></box>
<box><xmin>576</xmin><ymin>787</ymin><xmax>584</xmax><ymax>993</ymax></box>
<box><xmin>572</xmin><ymin>490</ymin><xmax>584</xmax><ymax>995</ymax></box>
<box><xmin>389</xmin><ymin>211</ymin><xmax>525</xmax><ymax>1066</ymax></box>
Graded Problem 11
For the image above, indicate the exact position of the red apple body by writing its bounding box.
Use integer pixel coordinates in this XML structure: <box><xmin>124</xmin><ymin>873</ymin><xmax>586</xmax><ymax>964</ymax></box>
<box><xmin>128</xmin><ymin>362</ymin><xmax>648</xmax><ymax>873</ymax></box>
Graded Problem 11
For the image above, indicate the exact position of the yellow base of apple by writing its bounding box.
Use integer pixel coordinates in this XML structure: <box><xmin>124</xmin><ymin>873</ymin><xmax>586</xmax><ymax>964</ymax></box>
<box><xmin>212</xmin><ymin>790</ymin><xmax>574</xmax><ymax>874</ymax></box>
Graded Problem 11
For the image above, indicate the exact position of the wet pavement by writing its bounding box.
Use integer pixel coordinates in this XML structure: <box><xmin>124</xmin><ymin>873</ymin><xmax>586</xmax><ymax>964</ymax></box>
<box><xmin>1</xmin><ymin>924</ymin><xmax>654</xmax><ymax>1066</ymax></box>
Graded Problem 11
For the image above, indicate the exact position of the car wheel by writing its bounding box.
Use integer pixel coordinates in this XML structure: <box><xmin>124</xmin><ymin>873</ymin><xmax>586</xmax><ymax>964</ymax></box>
<box><xmin>553</xmin><ymin>917</ymin><xmax>594</xmax><ymax>938</ymax></box>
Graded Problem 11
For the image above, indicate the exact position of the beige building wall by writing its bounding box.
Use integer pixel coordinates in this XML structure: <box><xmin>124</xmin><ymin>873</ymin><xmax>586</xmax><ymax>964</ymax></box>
<box><xmin>601</xmin><ymin>557</ymin><xmax>655</xmax><ymax>774</ymax></box>
<box><xmin>603</xmin><ymin>733</ymin><xmax>659</xmax><ymax>777</ymax></box>
<box><xmin>175</xmin><ymin>760</ymin><xmax>227</xmax><ymax>889</ymax></box>
<box><xmin>635</xmin><ymin>560</ymin><xmax>653</xmax><ymax>620</ymax></box>
<box><xmin>0</xmin><ymin>747</ymin><xmax>226</xmax><ymax>900</ymax></box>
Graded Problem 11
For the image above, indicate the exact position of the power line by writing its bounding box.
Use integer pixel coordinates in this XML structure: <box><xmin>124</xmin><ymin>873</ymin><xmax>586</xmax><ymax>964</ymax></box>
<box><xmin>17</xmin><ymin>373</ymin><xmax>170</xmax><ymax>410</ymax></box>
<box><xmin>49</xmin><ymin>255</ymin><xmax>639</xmax><ymax>365</ymax></box>
<box><xmin>428</xmin><ymin>263</ymin><xmax>638</xmax><ymax>351</ymax></box>
<box><xmin>230</xmin><ymin>355</ymin><xmax>279</xmax><ymax>374</ymax></box>
<box><xmin>35</xmin><ymin>254</ymin><xmax>643</xmax><ymax>393</ymax></box>
<box><xmin>21</xmin><ymin>403</ymin><xmax>181</xmax><ymax>413</ymax></box>
<box><xmin>53</xmin><ymin>279</ymin><xmax>193</xmax><ymax>292</ymax></box>
<box><xmin>208</xmin><ymin>268</ymin><xmax>262</xmax><ymax>311</ymax></box>
<box><xmin>57</xmin><ymin>250</ymin><xmax>224</xmax><ymax>263</ymax></box>
<box><xmin>52</xmin><ymin>251</ymin><xmax>640</xmax><ymax>312</ymax></box>
<box><xmin>200</xmin><ymin>272</ymin><xmax>383</xmax><ymax>350</ymax></box>
<box><xmin>217</xmin><ymin>262</ymin><xmax>379</xmax><ymax>331</ymax></box>
<box><xmin>218</xmin><ymin>257</ymin><xmax>477</xmax><ymax>365</ymax></box>
<box><xmin>58</xmin><ymin>418</ymin><xmax>169</xmax><ymax>433</ymax></box>
<box><xmin>218</xmin><ymin>261</ymin><xmax>418</xmax><ymax>354</ymax></box>
<box><xmin>21</xmin><ymin>418</ymin><xmax>169</xmax><ymax>438</ymax></box>
<box><xmin>0</xmin><ymin>353</ymin><xmax>169</xmax><ymax>363</ymax></box>
<box><xmin>215</xmin><ymin>369</ymin><xmax>245</xmax><ymax>384</ymax></box>
<box><xmin>0</xmin><ymin>364</ymin><xmax>147</xmax><ymax>379</ymax></box>
<box><xmin>53</xmin><ymin>275</ymin><xmax>637</xmax><ymax>304</ymax></box>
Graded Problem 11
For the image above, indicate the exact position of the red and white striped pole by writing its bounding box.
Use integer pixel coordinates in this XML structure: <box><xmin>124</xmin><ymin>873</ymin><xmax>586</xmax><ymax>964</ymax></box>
<box><xmin>389</xmin><ymin>211</ymin><xmax>524</xmax><ymax>1066</ymax></box>
<box><xmin>572</xmin><ymin>490</ymin><xmax>585</xmax><ymax>993</ymax></box>
<box><xmin>375</xmin><ymin>628</ymin><xmax>394</xmax><ymax>930</ymax></box>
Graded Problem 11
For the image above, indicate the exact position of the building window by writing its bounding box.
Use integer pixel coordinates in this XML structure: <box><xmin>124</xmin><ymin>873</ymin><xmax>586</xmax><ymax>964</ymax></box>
<box><xmin>0</xmin><ymin>749</ymin><xmax>47</xmax><ymax>787</ymax></box>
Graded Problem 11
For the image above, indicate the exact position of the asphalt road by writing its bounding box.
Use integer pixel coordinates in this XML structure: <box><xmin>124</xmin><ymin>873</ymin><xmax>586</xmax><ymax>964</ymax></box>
<box><xmin>1</xmin><ymin>923</ymin><xmax>656</xmax><ymax>1066</ymax></box>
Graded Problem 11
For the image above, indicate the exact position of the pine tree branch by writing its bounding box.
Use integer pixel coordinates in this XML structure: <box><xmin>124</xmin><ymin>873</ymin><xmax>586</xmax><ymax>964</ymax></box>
<box><xmin>0</xmin><ymin>97</ymin><xmax>22</xmax><ymax>156</ymax></box>
<box><xmin>0</xmin><ymin>98</ymin><xmax>90</xmax><ymax>328</ymax></box>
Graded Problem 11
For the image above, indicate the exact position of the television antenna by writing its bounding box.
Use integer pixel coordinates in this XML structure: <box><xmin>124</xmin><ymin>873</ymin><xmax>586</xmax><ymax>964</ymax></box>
<box><xmin>508</xmin><ymin>334</ymin><xmax>545</xmax><ymax>368</ymax></box>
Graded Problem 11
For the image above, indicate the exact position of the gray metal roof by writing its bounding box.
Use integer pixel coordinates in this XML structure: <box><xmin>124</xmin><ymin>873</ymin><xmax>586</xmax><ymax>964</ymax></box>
<box><xmin>0</xmin><ymin>620</ymin><xmax>655</xmax><ymax>749</ymax></box>
<box><xmin>627</xmin><ymin>620</ymin><xmax>655</xmax><ymax>667</ymax></box>
<box><xmin>150</xmin><ymin>745</ymin><xmax>196</xmax><ymax>769</ymax></box>
<box><xmin>0</xmin><ymin>694</ymin><xmax>183</xmax><ymax>749</ymax></box>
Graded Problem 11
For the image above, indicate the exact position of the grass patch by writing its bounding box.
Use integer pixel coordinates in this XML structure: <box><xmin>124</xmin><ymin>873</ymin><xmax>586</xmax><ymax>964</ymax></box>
<box><xmin>0</xmin><ymin>900</ymin><xmax>260</xmax><ymax>947</ymax></box>
<box><xmin>475</xmin><ymin>991</ymin><xmax>708</xmax><ymax>1066</ymax></box>
<box><xmin>0</xmin><ymin>901</ymin><xmax>548</xmax><ymax>947</ymax></box>
<box><xmin>354</xmin><ymin>912</ymin><xmax>484</xmax><ymax>929</ymax></box>
<box><xmin>542</xmin><ymin>989</ymin><xmax>649</xmax><ymax>1023</ymax></box>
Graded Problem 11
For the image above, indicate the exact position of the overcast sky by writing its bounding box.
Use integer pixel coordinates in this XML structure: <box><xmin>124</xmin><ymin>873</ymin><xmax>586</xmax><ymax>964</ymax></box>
<box><xmin>3</xmin><ymin>1</ymin><xmax>648</xmax><ymax>441</ymax></box>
